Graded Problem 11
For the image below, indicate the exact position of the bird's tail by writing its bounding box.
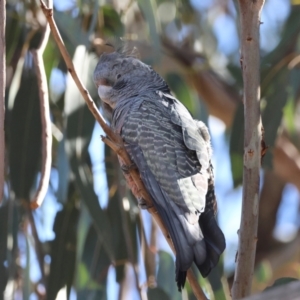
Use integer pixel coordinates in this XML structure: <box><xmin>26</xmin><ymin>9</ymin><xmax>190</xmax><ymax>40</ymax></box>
<box><xmin>197</xmin><ymin>175</ymin><xmax>226</xmax><ymax>277</ymax></box>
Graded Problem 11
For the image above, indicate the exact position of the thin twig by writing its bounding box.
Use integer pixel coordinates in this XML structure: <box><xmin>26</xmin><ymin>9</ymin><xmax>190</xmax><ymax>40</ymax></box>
<box><xmin>30</xmin><ymin>0</ymin><xmax>53</xmax><ymax>209</ymax></box>
<box><xmin>231</xmin><ymin>1</ymin><xmax>265</xmax><ymax>299</ymax></box>
<box><xmin>39</xmin><ymin>1</ymin><xmax>207</xmax><ymax>298</ymax></box>
<box><xmin>27</xmin><ymin>208</ymin><xmax>46</xmax><ymax>281</ymax></box>
<box><xmin>0</xmin><ymin>0</ymin><xmax>6</xmax><ymax>203</ymax></box>
<box><xmin>39</xmin><ymin>0</ymin><xmax>116</xmax><ymax>142</ymax></box>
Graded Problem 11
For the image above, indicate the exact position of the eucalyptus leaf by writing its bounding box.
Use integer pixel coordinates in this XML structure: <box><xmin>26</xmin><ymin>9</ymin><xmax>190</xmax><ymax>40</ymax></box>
<box><xmin>105</xmin><ymin>145</ymin><xmax>139</xmax><ymax>283</ymax></box>
<box><xmin>261</xmin><ymin>68</ymin><xmax>289</xmax><ymax>169</ymax></box>
<box><xmin>254</xmin><ymin>261</ymin><xmax>272</xmax><ymax>284</ymax></box>
<box><xmin>264</xmin><ymin>277</ymin><xmax>298</xmax><ymax>292</ymax></box>
<box><xmin>283</xmin><ymin>68</ymin><xmax>300</xmax><ymax>136</ymax></box>
<box><xmin>6</xmin><ymin>5</ymin><xmax>24</xmax><ymax>65</ymax></box>
<box><xmin>9</xmin><ymin>58</ymin><xmax>42</xmax><ymax>200</ymax></box>
<box><xmin>54</xmin><ymin>10</ymin><xmax>89</xmax><ymax>50</ymax></box>
<box><xmin>101</xmin><ymin>5</ymin><xmax>124</xmax><ymax>37</ymax></box>
<box><xmin>43</xmin><ymin>37</ymin><xmax>60</xmax><ymax>85</ymax></box>
<box><xmin>166</xmin><ymin>73</ymin><xmax>195</xmax><ymax>114</ymax></box>
<box><xmin>56</xmin><ymin>138</ymin><xmax>70</xmax><ymax>204</ymax></box>
<box><xmin>261</xmin><ymin>5</ymin><xmax>300</xmax><ymax>73</ymax></box>
<box><xmin>147</xmin><ymin>287</ymin><xmax>171</xmax><ymax>300</ymax></box>
<box><xmin>137</xmin><ymin>0</ymin><xmax>161</xmax><ymax>52</ymax></box>
<box><xmin>77</xmin><ymin>288</ymin><xmax>107</xmax><ymax>300</ymax></box>
<box><xmin>157</xmin><ymin>251</ymin><xmax>181</xmax><ymax>300</ymax></box>
<box><xmin>207</xmin><ymin>264</ymin><xmax>227</xmax><ymax>300</ymax></box>
<box><xmin>0</xmin><ymin>202</ymin><xmax>19</xmax><ymax>294</ymax></box>
<box><xmin>47</xmin><ymin>199</ymin><xmax>79</xmax><ymax>300</ymax></box>
<box><xmin>64</xmin><ymin>46</ymin><xmax>113</xmax><ymax>260</ymax></box>
<box><xmin>81</xmin><ymin>224</ymin><xmax>110</xmax><ymax>285</ymax></box>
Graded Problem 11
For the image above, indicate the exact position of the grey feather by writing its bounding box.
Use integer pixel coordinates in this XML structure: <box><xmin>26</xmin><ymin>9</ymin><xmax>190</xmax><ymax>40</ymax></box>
<box><xmin>93</xmin><ymin>51</ymin><xmax>226</xmax><ymax>291</ymax></box>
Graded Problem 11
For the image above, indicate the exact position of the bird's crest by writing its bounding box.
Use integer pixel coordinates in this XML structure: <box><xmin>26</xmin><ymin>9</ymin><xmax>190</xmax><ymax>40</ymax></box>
<box><xmin>102</xmin><ymin>38</ymin><xmax>140</xmax><ymax>59</ymax></box>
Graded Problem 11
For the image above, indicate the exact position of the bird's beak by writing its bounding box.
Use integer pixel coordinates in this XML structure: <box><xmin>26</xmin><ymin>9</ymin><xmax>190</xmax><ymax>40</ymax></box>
<box><xmin>95</xmin><ymin>78</ymin><xmax>114</xmax><ymax>108</ymax></box>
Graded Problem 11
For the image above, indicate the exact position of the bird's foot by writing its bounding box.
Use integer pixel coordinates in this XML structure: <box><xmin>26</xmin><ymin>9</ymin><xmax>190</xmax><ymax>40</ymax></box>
<box><xmin>121</xmin><ymin>163</ymin><xmax>137</xmax><ymax>174</ymax></box>
<box><xmin>137</xmin><ymin>197</ymin><xmax>152</xmax><ymax>210</ymax></box>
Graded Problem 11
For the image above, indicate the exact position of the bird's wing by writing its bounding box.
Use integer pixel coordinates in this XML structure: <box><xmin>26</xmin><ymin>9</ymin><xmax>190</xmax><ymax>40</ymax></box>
<box><xmin>119</xmin><ymin>93</ymin><xmax>225</xmax><ymax>290</ymax></box>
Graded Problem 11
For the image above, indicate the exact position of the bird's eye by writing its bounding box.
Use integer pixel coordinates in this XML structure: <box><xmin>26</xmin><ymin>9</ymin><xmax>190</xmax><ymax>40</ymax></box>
<box><xmin>117</xmin><ymin>74</ymin><xmax>121</xmax><ymax>79</ymax></box>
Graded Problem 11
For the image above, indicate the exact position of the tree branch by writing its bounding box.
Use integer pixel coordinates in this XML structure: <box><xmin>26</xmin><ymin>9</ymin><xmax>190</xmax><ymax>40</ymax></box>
<box><xmin>39</xmin><ymin>1</ymin><xmax>207</xmax><ymax>298</ymax></box>
<box><xmin>30</xmin><ymin>0</ymin><xmax>53</xmax><ymax>209</ymax></box>
<box><xmin>27</xmin><ymin>207</ymin><xmax>46</xmax><ymax>281</ymax></box>
<box><xmin>241</xmin><ymin>280</ymin><xmax>300</xmax><ymax>300</ymax></box>
<box><xmin>232</xmin><ymin>1</ymin><xmax>265</xmax><ymax>299</ymax></box>
<box><xmin>0</xmin><ymin>0</ymin><xmax>6</xmax><ymax>203</ymax></box>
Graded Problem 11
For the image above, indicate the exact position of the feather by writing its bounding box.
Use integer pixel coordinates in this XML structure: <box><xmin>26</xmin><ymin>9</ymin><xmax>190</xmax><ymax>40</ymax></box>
<box><xmin>93</xmin><ymin>51</ymin><xmax>226</xmax><ymax>291</ymax></box>
<box><xmin>118</xmin><ymin>93</ymin><xmax>225</xmax><ymax>291</ymax></box>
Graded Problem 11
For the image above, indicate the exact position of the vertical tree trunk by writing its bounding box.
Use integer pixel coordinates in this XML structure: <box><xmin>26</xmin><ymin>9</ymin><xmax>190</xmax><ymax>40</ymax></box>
<box><xmin>0</xmin><ymin>0</ymin><xmax>6</xmax><ymax>203</ymax></box>
<box><xmin>232</xmin><ymin>1</ymin><xmax>265</xmax><ymax>298</ymax></box>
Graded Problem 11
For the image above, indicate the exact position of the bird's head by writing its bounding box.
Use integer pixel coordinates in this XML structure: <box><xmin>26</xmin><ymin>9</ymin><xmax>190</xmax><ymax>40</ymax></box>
<box><xmin>93</xmin><ymin>50</ymin><xmax>170</xmax><ymax>112</ymax></box>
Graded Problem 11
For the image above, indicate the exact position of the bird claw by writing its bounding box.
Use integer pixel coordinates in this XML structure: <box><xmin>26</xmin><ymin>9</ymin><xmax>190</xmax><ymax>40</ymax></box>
<box><xmin>121</xmin><ymin>163</ymin><xmax>137</xmax><ymax>174</ymax></box>
<box><xmin>137</xmin><ymin>198</ymin><xmax>151</xmax><ymax>210</ymax></box>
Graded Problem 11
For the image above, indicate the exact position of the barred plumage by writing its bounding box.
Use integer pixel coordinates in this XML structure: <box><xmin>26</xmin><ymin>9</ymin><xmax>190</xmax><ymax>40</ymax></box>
<box><xmin>93</xmin><ymin>51</ymin><xmax>226</xmax><ymax>291</ymax></box>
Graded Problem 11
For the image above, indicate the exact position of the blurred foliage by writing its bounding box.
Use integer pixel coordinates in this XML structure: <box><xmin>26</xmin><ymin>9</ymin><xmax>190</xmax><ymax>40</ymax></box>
<box><xmin>2</xmin><ymin>0</ymin><xmax>300</xmax><ymax>299</ymax></box>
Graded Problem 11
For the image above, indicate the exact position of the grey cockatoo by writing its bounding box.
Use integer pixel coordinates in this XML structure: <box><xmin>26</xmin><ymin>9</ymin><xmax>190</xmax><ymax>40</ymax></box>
<box><xmin>93</xmin><ymin>50</ymin><xmax>226</xmax><ymax>291</ymax></box>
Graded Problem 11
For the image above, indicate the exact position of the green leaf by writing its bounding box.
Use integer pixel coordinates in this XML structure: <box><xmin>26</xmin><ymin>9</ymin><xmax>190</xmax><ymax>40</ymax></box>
<box><xmin>207</xmin><ymin>260</ymin><xmax>227</xmax><ymax>300</ymax></box>
<box><xmin>76</xmin><ymin>210</ymin><xmax>107</xmax><ymax>298</ymax></box>
<box><xmin>264</xmin><ymin>277</ymin><xmax>298</xmax><ymax>292</ymax></box>
<box><xmin>81</xmin><ymin>224</ymin><xmax>110</xmax><ymax>285</ymax></box>
<box><xmin>229</xmin><ymin>102</ymin><xmax>244</xmax><ymax>187</ymax></box>
<box><xmin>283</xmin><ymin>92</ymin><xmax>296</xmax><ymax>135</ymax></box>
<box><xmin>105</xmin><ymin>145</ymin><xmax>140</xmax><ymax>283</ymax></box>
<box><xmin>6</xmin><ymin>6</ymin><xmax>24</xmax><ymax>65</ymax></box>
<box><xmin>64</xmin><ymin>46</ymin><xmax>113</xmax><ymax>260</ymax></box>
<box><xmin>43</xmin><ymin>37</ymin><xmax>60</xmax><ymax>86</ymax></box>
<box><xmin>47</xmin><ymin>198</ymin><xmax>79</xmax><ymax>300</ymax></box>
<box><xmin>157</xmin><ymin>251</ymin><xmax>181</xmax><ymax>300</ymax></box>
<box><xmin>213</xmin><ymin>278</ymin><xmax>230</xmax><ymax>300</ymax></box>
<box><xmin>56</xmin><ymin>138</ymin><xmax>70</xmax><ymax>204</ymax></box>
<box><xmin>77</xmin><ymin>288</ymin><xmax>107</xmax><ymax>300</ymax></box>
<box><xmin>76</xmin><ymin>203</ymin><xmax>91</xmax><ymax>271</ymax></box>
<box><xmin>54</xmin><ymin>10</ymin><xmax>89</xmax><ymax>51</ymax></box>
<box><xmin>283</xmin><ymin>68</ymin><xmax>300</xmax><ymax>136</ymax></box>
<box><xmin>254</xmin><ymin>261</ymin><xmax>272</xmax><ymax>284</ymax></box>
<box><xmin>165</xmin><ymin>73</ymin><xmax>196</xmax><ymax>114</ymax></box>
<box><xmin>0</xmin><ymin>203</ymin><xmax>19</xmax><ymax>295</ymax></box>
<box><xmin>76</xmin><ymin>262</ymin><xmax>102</xmax><ymax>290</ymax></box>
<box><xmin>262</xmin><ymin>71</ymin><xmax>289</xmax><ymax>169</ymax></box>
<box><xmin>136</xmin><ymin>212</ymin><xmax>156</xmax><ymax>285</ymax></box>
<box><xmin>137</xmin><ymin>0</ymin><xmax>161</xmax><ymax>51</ymax></box>
<box><xmin>101</xmin><ymin>5</ymin><xmax>124</xmax><ymax>37</ymax></box>
<box><xmin>9</xmin><ymin>60</ymin><xmax>42</xmax><ymax>200</ymax></box>
<box><xmin>186</xmin><ymin>264</ymin><xmax>212</xmax><ymax>300</ymax></box>
<box><xmin>147</xmin><ymin>287</ymin><xmax>172</xmax><ymax>300</ymax></box>
<box><xmin>261</xmin><ymin>5</ymin><xmax>300</xmax><ymax>74</ymax></box>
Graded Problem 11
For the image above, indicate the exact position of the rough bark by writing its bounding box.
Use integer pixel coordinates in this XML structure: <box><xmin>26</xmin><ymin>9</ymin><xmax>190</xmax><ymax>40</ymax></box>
<box><xmin>232</xmin><ymin>1</ymin><xmax>265</xmax><ymax>299</ymax></box>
